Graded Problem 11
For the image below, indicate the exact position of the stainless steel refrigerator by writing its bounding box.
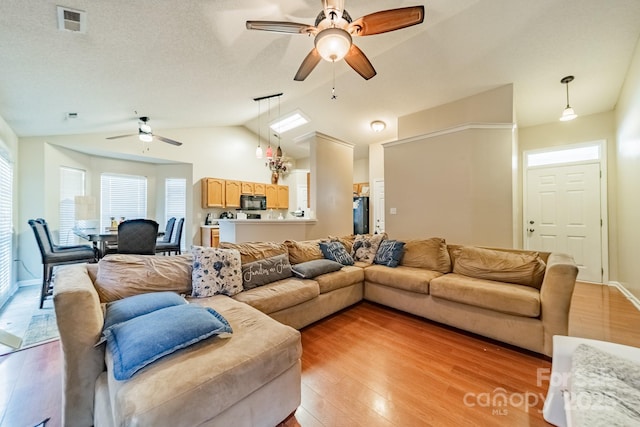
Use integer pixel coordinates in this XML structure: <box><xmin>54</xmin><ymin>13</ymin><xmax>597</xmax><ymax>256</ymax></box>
<box><xmin>353</xmin><ymin>196</ymin><xmax>369</xmax><ymax>235</ymax></box>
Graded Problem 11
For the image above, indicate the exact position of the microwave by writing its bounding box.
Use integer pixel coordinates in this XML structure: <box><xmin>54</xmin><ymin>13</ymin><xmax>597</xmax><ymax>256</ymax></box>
<box><xmin>240</xmin><ymin>195</ymin><xmax>267</xmax><ymax>210</ymax></box>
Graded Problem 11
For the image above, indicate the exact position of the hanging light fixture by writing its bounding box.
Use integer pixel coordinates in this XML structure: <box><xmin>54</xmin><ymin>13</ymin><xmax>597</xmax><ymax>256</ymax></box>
<box><xmin>255</xmin><ymin>98</ymin><xmax>263</xmax><ymax>159</ymax></box>
<box><xmin>276</xmin><ymin>93</ymin><xmax>282</xmax><ymax>158</ymax></box>
<box><xmin>559</xmin><ymin>75</ymin><xmax>577</xmax><ymax>122</ymax></box>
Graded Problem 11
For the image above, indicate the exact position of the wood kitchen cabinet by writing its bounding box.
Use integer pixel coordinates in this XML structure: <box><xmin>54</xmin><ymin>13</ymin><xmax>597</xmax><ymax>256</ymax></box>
<box><xmin>225</xmin><ymin>180</ymin><xmax>242</xmax><ymax>208</ymax></box>
<box><xmin>201</xmin><ymin>178</ymin><xmax>225</xmax><ymax>208</ymax></box>
<box><xmin>266</xmin><ymin>184</ymin><xmax>289</xmax><ymax>209</ymax></box>
<box><xmin>241</xmin><ymin>182</ymin><xmax>254</xmax><ymax>194</ymax></box>
<box><xmin>200</xmin><ymin>227</ymin><xmax>220</xmax><ymax>247</ymax></box>
<box><xmin>253</xmin><ymin>183</ymin><xmax>266</xmax><ymax>195</ymax></box>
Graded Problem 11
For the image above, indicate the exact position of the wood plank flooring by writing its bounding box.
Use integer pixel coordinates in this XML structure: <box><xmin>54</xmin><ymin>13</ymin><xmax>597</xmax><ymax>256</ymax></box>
<box><xmin>2</xmin><ymin>282</ymin><xmax>639</xmax><ymax>427</ymax></box>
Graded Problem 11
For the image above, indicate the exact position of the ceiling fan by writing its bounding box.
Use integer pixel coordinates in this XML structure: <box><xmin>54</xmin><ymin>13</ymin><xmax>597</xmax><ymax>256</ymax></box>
<box><xmin>246</xmin><ymin>0</ymin><xmax>425</xmax><ymax>81</ymax></box>
<box><xmin>106</xmin><ymin>117</ymin><xmax>183</xmax><ymax>146</ymax></box>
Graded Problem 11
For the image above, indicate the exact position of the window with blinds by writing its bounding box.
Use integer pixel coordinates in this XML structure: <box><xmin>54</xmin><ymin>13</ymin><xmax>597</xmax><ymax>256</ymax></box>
<box><xmin>59</xmin><ymin>167</ymin><xmax>85</xmax><ymax>245</ymax></box>
<box><xmin>0</xmin><ymin>151</ymin><xmax>13</xmax><ymax>307</ymax></box>
<box><xmin>100</xmin><ymin>173</ymin><xmax>147</xmax><ymax>230</ymax></box>
<box><xmin>165</xmin><ymin>178</ymin><xmax>186</xmax><ymax>249</ymax></box>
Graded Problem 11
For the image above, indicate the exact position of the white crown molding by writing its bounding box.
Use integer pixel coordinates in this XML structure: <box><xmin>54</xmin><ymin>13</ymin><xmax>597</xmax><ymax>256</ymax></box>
<box><xmin>293</xmin><ymin>131</ymin><xmax>354</xmax><ymax>149</ymax></box>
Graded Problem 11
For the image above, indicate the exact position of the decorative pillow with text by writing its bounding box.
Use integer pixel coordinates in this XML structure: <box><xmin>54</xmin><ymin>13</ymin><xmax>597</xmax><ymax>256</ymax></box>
<box><xmin>241</xmin><ymin>253</ymin><xmax>292</xmax><ymax>290</ymax></box>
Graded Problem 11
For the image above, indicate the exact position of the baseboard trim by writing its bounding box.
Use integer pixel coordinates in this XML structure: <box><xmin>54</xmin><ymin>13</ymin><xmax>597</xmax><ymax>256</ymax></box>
<box><xmin>609</xmin><ymin>281</ymin><xmax>640</xmax><ymax>311</ymax></box>
<box><xmin>18</xmin><ymin>279</ymin><xmax>40</xmax><ymax>287</ymax></box>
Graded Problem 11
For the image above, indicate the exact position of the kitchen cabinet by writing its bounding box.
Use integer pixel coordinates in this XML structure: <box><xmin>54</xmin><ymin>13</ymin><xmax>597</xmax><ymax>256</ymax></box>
<box><xmin>201</xmin><ymin>178</ymin><xmax>225</xmax><ymax>208</ymax></box>
<box><xmin>241</xmin><ymin>182</ymin><xmax>254</xmax><ymax>194</ymax></box>
<box><xmin>253</xmin><ymin>183</ymin><xmax>266</xmax><ymax>195</ymax></box>
<box><xmin>353</xmin><ymin>182</ymin><xmax>369</xmax><ymax>196</ymax></box>
<box><xmin>200</xmin><ymin>226</ymin><xmax>220</xmax><ymax>247</ymax></box>
<box><xmin>266</xmin><ymin>184</ymin><xmax>289</xmax><ymax>209</ymax></box>
<box><xmin>225</xmin><ymin>180</ymin><xmax>242</xmax><ymax>208</ymax></box>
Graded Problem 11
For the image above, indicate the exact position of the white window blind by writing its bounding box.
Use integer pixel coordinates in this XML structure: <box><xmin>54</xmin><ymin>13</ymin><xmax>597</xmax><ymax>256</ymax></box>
<box><xmin>165</xmin><ymin>178</ymin><xmax>186</xmax><ymax>249</ymax></box>
<box><xmin>0</xmin><ymin>151</ymin><xmax>13</xmax><ymax>307</ymax></box>
<box><xmin>100</xmin><ymin>173</ymin><xmax>147</xmax><ymax>230</ymax></box>
<box><xmin>59</xmin><ymin>167</ymin><xmax>85</xmax><ymax>245</ymax></box>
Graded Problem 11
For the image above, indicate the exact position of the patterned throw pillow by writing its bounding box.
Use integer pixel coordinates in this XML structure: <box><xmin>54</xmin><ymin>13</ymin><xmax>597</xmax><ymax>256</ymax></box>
<box><xmin>241</xmin><ymin>254</ymin><xmax>292</xmax><ymax>290</ymax></box>
<box><xmin>191</xmin><ymin>246</ymin><xmax>243</xmax><ymax>297</ymax></box>
<box><xmin>373</xmin><ymin>240</ymin><xmax>406</xmax><ymax>268</ymax></box>
<box><xmin>351</xmin><ymin>233</ymin><xmax>386</xmax><ymax>264</ymax></box>
<box><xmin>319</xmin><ymin>241</ymin><xmax>354</xmax><ymax>265</ymax></box>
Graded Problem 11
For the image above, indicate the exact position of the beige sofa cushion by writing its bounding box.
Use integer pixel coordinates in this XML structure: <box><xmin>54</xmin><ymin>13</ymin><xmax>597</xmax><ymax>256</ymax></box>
<box><xmin>106</xmin><ymin>295</ymin><xmax>301</xmax><ymax>426</ymax></box>
<box><xmin>315</xmin><ymin>265</ymin><xmax>364</xmax><ymax>294</ymax></box>
<box><xmin>400</xmin><ymin>238</ymin><xmax>452</xmax><ymax>273</ymax></box>
<box><xmin>232</xmin><ymin>278</ymin><xmax>319</xmax><ymax>314</ymax></box>
<box><xmin>365</xmin><ymin>265</ymin><xmax>443</xmax><ymax>294</ymax></box>
<box><xmin>453</xmin><ymin>246</ymin><xmax>546</xmax><ymax>289</ymax></box>
<box><xmin>219</xmin><ymin>241</ymin><xmax>288</xmax><ymax>264</ymax></box>
<box><xmin>284</xmin><ymin>239</ymin><xmax>324</xmax><ymax>264</ymax></box>
<box><xmin>430</xmin><ymin>273</ymin><xmax>541</xmax><ymax>317</ymax></box>
<box><xmin>95</xmin><ymin>254</ymin><xmax>193</xmax><ymax>303</ymax></box>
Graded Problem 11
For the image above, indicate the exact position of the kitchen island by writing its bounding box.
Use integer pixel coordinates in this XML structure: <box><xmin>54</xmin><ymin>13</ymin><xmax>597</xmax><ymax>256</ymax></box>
<box><xmin>217</xmin><ymin>218</ymin><xmax>317</xmax><ymax>244</ymax></box>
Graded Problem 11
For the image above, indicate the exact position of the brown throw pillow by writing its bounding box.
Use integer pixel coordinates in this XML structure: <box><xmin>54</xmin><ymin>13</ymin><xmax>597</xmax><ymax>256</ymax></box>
<box><xmin>400</xmin><ymin>238</ymin><xmax>452</xmax><ymax>273</ymax></box>
<box><xmin>95</xmin><ymin>254</ymin><xmax>193</xmax><ymax>303</ymax></box>
<box><xmin>283</xmin><ymin>239</ymin><xmax>324</xmax><ymax>264</ymax></box>
<box><xmin>219</xmin><ymin>241</ymin><xmax>288</xmax><ymax>264</ymax></box>
<box><xmin>453</xmin><ymin>246</ymin><xmax>546</xmax><ymax>289</ymax></box>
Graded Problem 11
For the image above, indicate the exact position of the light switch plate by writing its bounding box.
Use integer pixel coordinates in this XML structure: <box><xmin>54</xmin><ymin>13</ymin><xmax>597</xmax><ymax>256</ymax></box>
<box><xmin>390</xmin><ymin>208</ymin><xmax>397</xmax><ymax>215</ymax></box>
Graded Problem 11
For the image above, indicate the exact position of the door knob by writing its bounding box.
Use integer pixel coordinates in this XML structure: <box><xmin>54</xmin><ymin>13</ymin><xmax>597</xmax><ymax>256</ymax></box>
<box><xmin>528</xmin><ymin>228</ymin><xmax>535</xmax><ymax>232</ymax></box>
<box><xmin>529</xmin><ymin>220</ymin><xmax>534</xmax><ymax>224</ymax></box>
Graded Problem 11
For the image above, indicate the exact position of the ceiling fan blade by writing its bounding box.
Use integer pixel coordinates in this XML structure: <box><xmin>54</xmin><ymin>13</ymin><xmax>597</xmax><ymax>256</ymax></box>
<box><xmin>294</xmin><ymin>48</ymin><xmax>322</xmax><ymax>81</ymax></box>
<box><xmin>106</xmin><ymin>134</ymin><xmax>136</xmax><ymax>140</ymax></box>
<box><xmin>246</xmin><ymin>20</ymin><xmax>316</xmax><ymax>35</ymax></box>
<box><xmin>155</xmin><ymin>135</ymin><xmax>183</xmax><ymax>146</ymax></box>
<box><xmin>348</xmin><ymin>6</ymin><xmax>425</xmax><ymax>36</ymax></box>
<box><xmin>344</xmin><ymin>44</ymin><xmax>376</xmax><ymax>80</ymax></box>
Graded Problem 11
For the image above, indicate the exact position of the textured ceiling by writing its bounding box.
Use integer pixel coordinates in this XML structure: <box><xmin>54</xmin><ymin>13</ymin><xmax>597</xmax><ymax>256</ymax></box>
<box><xmin>1</xmin><ymin>0</ymin><xmax>639</xmax><ymax>159</ymax></box>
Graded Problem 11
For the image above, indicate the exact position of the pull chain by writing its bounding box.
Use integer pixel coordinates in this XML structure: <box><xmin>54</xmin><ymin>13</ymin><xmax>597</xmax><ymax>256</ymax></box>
<box><xmin>331</xmin><ymin>62</ymin><xmax>337</xmax><ymax>100</ymax></box>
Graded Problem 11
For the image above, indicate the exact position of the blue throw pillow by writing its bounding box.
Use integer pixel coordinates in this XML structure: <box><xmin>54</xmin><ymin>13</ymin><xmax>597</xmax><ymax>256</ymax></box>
<box><xmin>292</xmin><ymin>259</ymin><xmax>344</xmax><ymax>279</ymax></box>
<box><xmin>319</xmin><ymin>241</ymin><xmax>354</xmax><ymax>266</ymax></box>
<box><xmin>373</xmin><ymin>240</ymin><xmax>406</xmax><ymax>268</ymax></box>
<box><xmin>104</xmin><ymin>304</ymin><xmax>232</xmax><ymax>381</ymax></box>
<box><xmin>103</xmin><ymin>291</ymin><xmax>187</xmax><ymax>331</ymax></box>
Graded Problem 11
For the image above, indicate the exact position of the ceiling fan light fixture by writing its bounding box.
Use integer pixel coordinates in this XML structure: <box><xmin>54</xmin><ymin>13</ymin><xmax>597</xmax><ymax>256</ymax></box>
<box><xmin>139</xmin><ymin>133</ymin><xmax>153</xmax><ymax>143</ymax></box>
<box><xmin>370</xmin><ymin>120</ymin><xmax>386</xmax><ymax>132</ymax></box>
<box><xmin>139</xmin><ymin>123</ymin><xmax>152</xmax><ymax>133</ymax></box>
<box><xmin>559</xmin><ymin>75</ymin><xmax>578</xmax><ymax>122</ymax></box>
<box><xmin>315</xmin><ymin>28</ymin><xmax>352</xmax><ymax>62</ymax></box>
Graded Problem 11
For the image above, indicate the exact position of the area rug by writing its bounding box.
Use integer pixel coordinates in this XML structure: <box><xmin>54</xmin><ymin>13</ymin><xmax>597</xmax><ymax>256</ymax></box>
<box><xmin>21</xmin><ymin>313</ymin><xmax>59</xmax><ymax>348</ymax></box>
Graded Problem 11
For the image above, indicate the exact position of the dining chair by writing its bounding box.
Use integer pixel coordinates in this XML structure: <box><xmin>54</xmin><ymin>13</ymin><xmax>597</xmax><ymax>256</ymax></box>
<box><xmin>116</xmin><ymin>219</ymin><xmax>159</xmax><ymax>255</ymax></box>
<box><xmin>28</xmin><ymin>219</ymin><xmax>98</xmax><ymax>308</ymax></box>
<box><xmin>157</xmin><ymin>217</ymin><xmax>176</xmax><ymax>243</ymax></box>
<box><xmin>156</xmin><ymin>217</ymin><xmax>184</xmax><ymax>255</ymax></box>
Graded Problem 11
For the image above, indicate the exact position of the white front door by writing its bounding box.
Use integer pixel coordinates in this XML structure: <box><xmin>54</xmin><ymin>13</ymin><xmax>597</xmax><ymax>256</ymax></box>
<box><xmin>373</xmin><ymin>179</ymin><xmax>385</xmax><ymax>233</ymax></box>
<box><xmin>525</xmin><ymin>163</ymin><xmax>602</xmax><ymax>282</ymax></box>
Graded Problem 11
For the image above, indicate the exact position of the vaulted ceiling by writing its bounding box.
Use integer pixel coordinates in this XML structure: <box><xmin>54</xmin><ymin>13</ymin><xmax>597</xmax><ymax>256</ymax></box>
<box><xmin>1</xmin><ymin>0</ymin><xmax>639</xmax><ymax>159</ymax></box>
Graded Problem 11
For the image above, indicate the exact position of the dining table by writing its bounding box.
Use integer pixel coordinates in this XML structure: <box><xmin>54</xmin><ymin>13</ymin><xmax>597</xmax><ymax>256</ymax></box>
<box><xmin>74</xmin><ymin>227</ymin><xmax>163</xmax><ymax>258</ymax></box>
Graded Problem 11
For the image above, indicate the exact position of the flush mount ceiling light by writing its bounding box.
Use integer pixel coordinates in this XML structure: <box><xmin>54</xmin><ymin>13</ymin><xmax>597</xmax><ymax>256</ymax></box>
<box><xmin>370</xmin><ymin>120</ymin><xmax>386</xmax><ymax>132</ymax></box>
<box><xmin>559</xmin><ymin>75</ymin><xmax>578</xmax><ymax>122</ymax></box>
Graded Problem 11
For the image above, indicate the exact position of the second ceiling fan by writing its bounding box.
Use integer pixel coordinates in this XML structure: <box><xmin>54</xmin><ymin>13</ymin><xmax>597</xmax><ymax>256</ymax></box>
<box><xmin>246</xmin><ymin>0</ymin><xmax>425</xmax><ymax>81</ymax></box>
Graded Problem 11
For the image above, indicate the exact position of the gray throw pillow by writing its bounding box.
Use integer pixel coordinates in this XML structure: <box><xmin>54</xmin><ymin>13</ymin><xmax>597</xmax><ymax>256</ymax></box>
<box><xmin>292</xmin><ymin>259</ymin><xmax>344</xmax><ymax>279</ymax></box>
<box><xmin>241</xmin><ymin>253</ymin><xmax>292</xmax><ymax>290</ymax></box>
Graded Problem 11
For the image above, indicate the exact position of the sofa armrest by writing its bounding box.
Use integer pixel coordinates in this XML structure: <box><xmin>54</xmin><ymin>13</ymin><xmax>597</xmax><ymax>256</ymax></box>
<box><xmin>53</xmin><ymin>264</ymin><xmax>106</xmax><ymax>427</ymax></box>
<box><xmin>539</xmin><ymin>253</ymin><xmax>578</xmax><ymax>356</ymax></box>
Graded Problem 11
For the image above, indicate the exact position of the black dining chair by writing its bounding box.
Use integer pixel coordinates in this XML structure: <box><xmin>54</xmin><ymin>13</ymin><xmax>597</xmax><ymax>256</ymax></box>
<box><xmin>156</xmin><ymin>217</ymin><xmax>184</xmax><ymax>255</ymax></box>
<box><xmin>116</xmin><ymin>219</ymin><xmax>159</xmax><ymax>255</ymax></box>
<box><xmin>29</xmin><ymin>219</ymin><xmax>98</xmax><ymax>308</ymax></box>
<box><xmin>157</xmin><ymin>217</ymin><xmax>176</xmax><ymax>243</ymax></box>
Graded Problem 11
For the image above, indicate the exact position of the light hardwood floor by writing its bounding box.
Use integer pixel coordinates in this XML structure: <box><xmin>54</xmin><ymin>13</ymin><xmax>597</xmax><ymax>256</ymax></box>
<box><xmin>1</xmin><ymin>282</ymin><xmax>639</xmax><ymax>427</ymax></box>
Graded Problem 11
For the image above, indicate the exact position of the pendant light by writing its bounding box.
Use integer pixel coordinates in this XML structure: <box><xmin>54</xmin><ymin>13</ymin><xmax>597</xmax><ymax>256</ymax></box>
<box><xmin>559</xmin><ymin>75</ymin><xmax>578</xmax><ymax>122</ymax></box>
<box><xmin>276</xmin><ymin>93</ymin><xmax>282</xmax><ymax>158</ymax></box>
<box><xmin>255</xmin><ymin>98</ymin><xmax>263</xmax><ymax>159</ymax></box>
<box><xmin>266</xmin><ymin>97</ymin><xmax>273</xmax><ymax>159</ymax></box>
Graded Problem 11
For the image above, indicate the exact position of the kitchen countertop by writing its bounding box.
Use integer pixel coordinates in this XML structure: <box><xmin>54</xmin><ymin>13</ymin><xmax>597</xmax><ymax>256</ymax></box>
<box><xmin>217</xmin><ymin>218</ymin><xmax>316</xmax><ymax>224</ymax></box>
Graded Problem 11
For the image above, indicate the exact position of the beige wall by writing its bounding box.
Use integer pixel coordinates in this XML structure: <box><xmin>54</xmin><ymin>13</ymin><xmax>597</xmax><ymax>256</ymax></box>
<box><xmin>518</xmin><ymin>111</ymin><xmax>617</xmax><ymax>279</ymax></box>
<box><xmin>306</xmin><ymin>132</ymin><xmax>354</xmax><ymax>239</ymax></box>
<box><xmin>615</xmin><ymin>37</ymin><xmax>640</xmax><ymax>299</ymax></box>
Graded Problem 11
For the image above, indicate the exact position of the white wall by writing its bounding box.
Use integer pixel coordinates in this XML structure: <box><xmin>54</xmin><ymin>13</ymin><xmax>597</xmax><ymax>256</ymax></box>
<box><xmin>615</xmin><ymin>37</ymin><xmax>640</xmax><ymax>299</ymax></box>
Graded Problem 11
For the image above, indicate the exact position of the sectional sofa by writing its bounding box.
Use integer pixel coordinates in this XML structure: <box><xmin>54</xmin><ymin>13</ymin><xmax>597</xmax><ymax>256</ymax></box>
<box><xmin>53</xmin><ymin>235</ymin><xmax>578</xmax><ymax>427</ymax></box>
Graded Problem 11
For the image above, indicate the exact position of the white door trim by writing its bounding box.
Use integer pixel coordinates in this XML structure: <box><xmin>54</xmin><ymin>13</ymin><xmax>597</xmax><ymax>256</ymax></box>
<box><xmin>522</xmin><ymin>140</ymin><xmax>609</xmax><ymax>283</ymax></box>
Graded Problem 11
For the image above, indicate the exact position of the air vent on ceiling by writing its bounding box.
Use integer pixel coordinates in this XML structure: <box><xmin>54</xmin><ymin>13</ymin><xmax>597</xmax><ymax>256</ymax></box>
<box><xmin>57</xmin><ymin>6</ymin><xmax>87</xmax><ymax>33</ymax></box>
